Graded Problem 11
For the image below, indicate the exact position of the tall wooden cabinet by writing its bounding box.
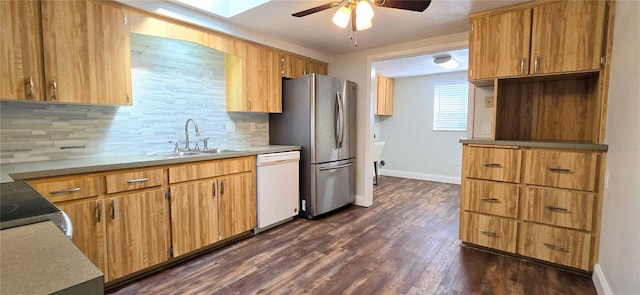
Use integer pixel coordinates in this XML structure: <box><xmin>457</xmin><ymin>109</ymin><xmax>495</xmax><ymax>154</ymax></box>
<box><xmin>0</xmin><ymin>0</ymin><xmax>132</xmax><ymax>105</ymax></box>
<box><xmin>460</xmin><ymin>0</ymin><xmax>614</xmax><ymax>272</ymax></box>
<box><xmin>469</xmin><ymin>0</ymin><xmax>607</xmax><ymax>81</ymax></box>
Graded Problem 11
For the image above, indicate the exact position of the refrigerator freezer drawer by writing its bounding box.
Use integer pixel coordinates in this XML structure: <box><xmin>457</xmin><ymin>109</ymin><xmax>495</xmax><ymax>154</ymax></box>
<box><xmin>311</xmin><ymin>159</ymin><xmax>355</xmax><ymax>216</ymax></box>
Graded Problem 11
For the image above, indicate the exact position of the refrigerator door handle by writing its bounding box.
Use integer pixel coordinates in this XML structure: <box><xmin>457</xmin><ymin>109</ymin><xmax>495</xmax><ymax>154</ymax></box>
<box><xmin>319</xmin><ymin>162</ymin><xmax>352</xmax><ymax>171</ymax></box>
<box><xmin>335</xmin><ymin>92</ymin><xmax>345</xmax><ymax>148</ymax></box>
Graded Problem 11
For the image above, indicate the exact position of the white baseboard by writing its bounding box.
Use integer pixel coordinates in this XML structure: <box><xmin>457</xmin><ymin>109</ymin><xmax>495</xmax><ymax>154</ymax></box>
<box><xmin>593</xmin><ymin>264</ymin><xmax>614</xmax><ymax>295</ymax></box>
<box><xmin>379</xmin><ymin>169</ymin><xmax>461</xmax><ymax>185</ymax></box>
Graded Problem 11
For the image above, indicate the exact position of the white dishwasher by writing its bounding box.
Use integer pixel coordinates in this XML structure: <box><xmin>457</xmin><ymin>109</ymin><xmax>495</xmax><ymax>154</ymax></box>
<box><xmin>255</xmin><ymin>151</ymin><xmax>300</xmax><ymax>233</ymax></box>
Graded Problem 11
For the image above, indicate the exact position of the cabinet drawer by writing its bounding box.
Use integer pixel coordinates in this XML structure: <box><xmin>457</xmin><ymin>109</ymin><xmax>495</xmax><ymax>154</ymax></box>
<box><xmin>464</xmin><ymin>146</ymin><xmax>521</xmax><ymax>183</ymax></box>
<box><xmin>461</xmin><ymin>212</ymin><xmax>517</xmax><ymax>253</ymax></box>
<box><xmin>463</xmin><ymin>180</ymin><xmax>519</xmax><ymax>218</ymax></box>
<box><xmin>106</xmin><ymin>168</ymin><xmax>164</xmax><ymax>194</ymax></box>
<box><xmin>524</xmin><ymin>187</ymin><xmax>595</xmax><ymax>231</ymax></box>
<box><xmin>524</xmin><ymin>149</ymin><xmax>598</xmax><ymax>191</ymax></box>
<box><xmin>169</xmin><ymin>156</ymin><xmax>255</xmax><ymax>184</ymax></box>
<box><xmin>519</xmin><ymin>222</ymin><xmax>592</xmax><ymax>270</ymax></box>
<box><xmin>28</xmin><ymin>175</ymin><xmax>104</xmax><ymax>202</ymax></box>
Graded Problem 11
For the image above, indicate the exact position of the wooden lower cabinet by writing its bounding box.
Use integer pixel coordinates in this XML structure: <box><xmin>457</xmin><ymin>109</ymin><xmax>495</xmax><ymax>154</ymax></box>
<box><xmin>219</xmin><ymin>172</ymin><xmax>256</xmax><ymax>239</ymax></box>
<box><xmin>106</xmin><ymin>188</ymin><xmax>170</xmax><ymax>280</ymax></box>
<box><xmin>170</xmin><ymin>180</ymin><xmax>220</xmax><ymax>257</ymax></box>
<box><xmin>461</xmin><ymin>212</ymin><xmax>517</xmax><ymax>253</ymax></box>
<box><xmin>57</xmin><ymin>200</ymin><xmax>107</xmax><ymax>277</ymax></box>
<box><xmin>460</xmin><ymin>143</ymin><xmax>603</xmax><ymax>271</ymax></box>
<box><xmin>518</xmin><ymin>222</ymin><xmax>592</xmax><ymax>270</ymax></box>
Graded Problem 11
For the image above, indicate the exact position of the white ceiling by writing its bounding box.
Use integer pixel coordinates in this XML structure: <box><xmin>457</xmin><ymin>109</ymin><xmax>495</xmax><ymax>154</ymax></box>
<box><xmin>173</xmin><ymin>0</ymin><xmax>529</xmax><ymax>56</ymax></box>
<box><xmin>134</xmin><ymin>0</ymin><xmax>529</xmax><ymax>77</ymax></box>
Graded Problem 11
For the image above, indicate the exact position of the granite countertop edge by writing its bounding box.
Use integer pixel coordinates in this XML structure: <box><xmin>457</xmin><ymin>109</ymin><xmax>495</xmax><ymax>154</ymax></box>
<box><xmin>459</xmin><ymin>138</ymin><xmax>608</xmax><ymax>151</ymax></box>
<box><xmin>1</xmin><ymin>145</ymin><xmax>301</xmax><ymax>183</ymax></box>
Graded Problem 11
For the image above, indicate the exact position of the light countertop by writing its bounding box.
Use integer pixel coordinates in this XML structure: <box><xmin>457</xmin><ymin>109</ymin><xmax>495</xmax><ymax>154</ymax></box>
<box><xmin>459</xmin><ymin>139</ymin><xmax>608</xmax><ymax>151</ymax></box>
<box><xmin>1</xmin><ymin>145</ymin><xmax>300</xmax><ymax>183</ymax></box>
<box><xmin>0</xmin><ymin>221</ymin><xmax>104</xmax><ymax>295</ymax></box>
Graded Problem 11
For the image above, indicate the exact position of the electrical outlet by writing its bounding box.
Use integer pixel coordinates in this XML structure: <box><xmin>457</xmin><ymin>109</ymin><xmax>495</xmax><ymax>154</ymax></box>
<box><xmin>455</xmin><ymin>159</ymin><xmax>461</xmax><ymax>166</ymax></box>
<box><xmin>225</xmin><ymin>121</ymin><xmax>236</xmax><ymax>133</ymax></box>
<box><xmin>484</xmin><ymin>96</ymin><xmax>494</xmax><ymax>108</ymax></box>
<box><xmin>482</xmin><ymin>122</ymin><xmax>492</xmax><ymax>135</ymax></box>
<box><xmin>250</xmin><ymin>123</ymin><xmax>256</xmax><ymax>132</ymax></box>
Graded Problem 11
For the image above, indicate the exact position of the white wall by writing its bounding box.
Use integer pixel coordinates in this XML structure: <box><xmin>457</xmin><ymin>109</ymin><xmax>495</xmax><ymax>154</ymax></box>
<box><xmin>377</xmin><ymin>72</ymin><xmax>467</xmax><ymax>184</ymax></box>
<box><xmin>328</xmin><ymin>32</ymin><xmax>468</xmax><ymax>206</ymax></box>
<box><xmin>594</xmin><ymin>1</ymin><xmax>640</xmax><ymax>294</ymax></box>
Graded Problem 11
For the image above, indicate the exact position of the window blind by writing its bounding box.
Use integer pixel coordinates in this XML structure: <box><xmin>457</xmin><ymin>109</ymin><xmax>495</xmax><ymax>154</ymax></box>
<box><xmin>433</xmin><ymin>82</ymin><xmax>469</xmax><ymax>131</ymax></box>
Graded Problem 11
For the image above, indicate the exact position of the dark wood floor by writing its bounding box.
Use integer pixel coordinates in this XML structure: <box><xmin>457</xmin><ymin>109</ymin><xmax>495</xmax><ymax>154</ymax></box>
<box><xmin>109</xmin><ymin>176</ymin><xmax>597</xmax><ymax>295</ymax></box>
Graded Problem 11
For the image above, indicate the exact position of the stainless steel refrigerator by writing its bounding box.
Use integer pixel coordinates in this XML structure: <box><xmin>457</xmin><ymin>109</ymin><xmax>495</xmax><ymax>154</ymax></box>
<box><xmin>269</xmin><ymin>74</ymin><xmax>356</xmax><ymax>219</ymax></box>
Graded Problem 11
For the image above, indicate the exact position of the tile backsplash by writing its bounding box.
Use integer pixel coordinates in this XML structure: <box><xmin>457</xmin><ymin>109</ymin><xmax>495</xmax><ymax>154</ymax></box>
<box><xmin>0</xmin><ymin>34</ymin><xmax>268</xmax><ymax>164</ymax></box>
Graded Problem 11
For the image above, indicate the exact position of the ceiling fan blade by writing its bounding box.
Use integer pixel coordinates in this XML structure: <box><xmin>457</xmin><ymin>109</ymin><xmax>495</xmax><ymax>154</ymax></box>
<box><xmin>373</xmin><ymin>0</ymin><xmax>432</xmax><ymax>12</ymax></box>
<box><xmin>292</xmin><ymin>1</ymin><xmax>343</xmax><ymax>17</ymax></box>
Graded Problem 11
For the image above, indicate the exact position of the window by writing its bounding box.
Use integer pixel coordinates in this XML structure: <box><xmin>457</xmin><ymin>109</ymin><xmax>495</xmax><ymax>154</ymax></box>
<box><xmin>433</xmin><ymin>82</ymin><xmax>469</xmax><ymax>131</ymax></box>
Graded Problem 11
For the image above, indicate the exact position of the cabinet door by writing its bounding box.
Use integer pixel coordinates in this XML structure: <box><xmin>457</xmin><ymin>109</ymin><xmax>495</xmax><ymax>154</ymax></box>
<box><xmin>106</xmin><ymin>189</ymin><xmax>169</xmax><ymax>280</ymax></box>
<box><xmin>219</xmin><ymin>173</ymin><xmax>256</xmax><ymax>240</ymax></box>
<box><xmin>57</xmin><ymin>200</ymin><xmax>107</xmax><ymax>280</ymax></box>
<box><xmin>375</xmin><ymin>74</ymin><xmax>394</xmax><ymax>116</ymax></box>
<box><xmin>0</xmin><ymin>0</ymin><xmax>45</xmax><ymax>101</ymax></box>
<box><xmin>41</xmin><ymin>0</ymin><xmax>131</xmax><ymax>105</ymax></box>
<box><xmin>170</xmin><ymin>180</ymin><xmax>219</xmax><ymax>257</ymax></box>
<box><xmin>530</xmin><ymin>1</ymin><xmax>606</xmax><ymax>75</ymax></box>
<box><xmin>469</xmin><ymin>8</ymin><xmax>532</xmax><ymax>80</ymax></box>
<box><xmin>228</xmin><ymin>43</ymin><xmax>281</xmax><ymax>112</ymax></box>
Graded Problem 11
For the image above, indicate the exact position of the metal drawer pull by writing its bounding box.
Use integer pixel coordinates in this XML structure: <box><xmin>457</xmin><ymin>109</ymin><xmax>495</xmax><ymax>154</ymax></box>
<box><xmin>548</xmin><ymin>167</ymin><xmax>571</xmax><ymax>173</ymax></box>
<box><xmin>482</xmin><ymin>162</ymin><xmax>502</xmax><ymax>168</ymax></box>
<box><xmin>110</xmin><ymin>200</ymin><xmax>115</xmax><ymax>220</ymax></box>
<box><xmin>545</xmin><ymin>206</ymin><xmax>569</xmax><ymax>213</ymax></box>
<box><xmin>50</xmin><ymin>187</ymin><xmax>80</xmax><ymax>195</ymax></box>
<box><xmin>212</xmin><ymin>182</ymin><xmax>216</xmax><ymax>197</ymax></box>
<box><xmin>126</xmin><ymin>177</ymin><xmax>149</xmax><ymax>184</ymax></box>
<box><xmin>96</xmin><ymin>202</ymin><xmax>101</xmax><ymax>223</ymax></box>
<box><xmin>480</xmin><ymin>197</ymin><xmax>500</xmax><ymax>203</ymax></box>
<box><xmin>220</xmin><ymin>180</ymin><xmax>224</xmax><ymax>196</ymax></box>
<box><xmin>520</xmin><ymin>57</ymin><xmax>526</xmax><ymax>74</ymax></box>
<box><xmin>479</xmin><ymin>230</ymin><xmax>498</xmax><ymax>237</ymax></box>
<box><xmin>543</xmin><ymin>243</ymin><xmax>566</xmax><ymax>252</ymax></box>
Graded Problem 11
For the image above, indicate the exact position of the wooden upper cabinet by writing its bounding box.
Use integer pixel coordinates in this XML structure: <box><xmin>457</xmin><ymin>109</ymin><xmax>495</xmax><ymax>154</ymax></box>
<box><xmin>530</xmin><ymin>0</ymin><xmax>607</xmax><ymax>75</ymax></box>
<box><xmin>375</xmin><ymin>74</ymin><xmax>394</xmax><ymax>116</ymax></box>
<box><xmin>41</xmin><ymin>0</ymin><xmax>131</xmax><ymax>105</ymax></box>
<box><xmin>280</xmin><ymin>53</ymin><xmax>328</xmax><ymax>79</ymax></box>
<box><xmin>469</xmin><ymin>0</ymin><xmax>608</xmax><ymax>82</ymax></box>
<box><xmin>0</xmin><ymin>0</ymin><xmax>45</xmax><ymax>101</ymax></box>
<box><xmin>227</xmin><ymin>42</ymin><xmax>281</xmax><ymax>113</ymax></box>
<box><xmin>469</xmin><ymin>8</ymin><xmax>532</xmax><ymax>81</ymax></box>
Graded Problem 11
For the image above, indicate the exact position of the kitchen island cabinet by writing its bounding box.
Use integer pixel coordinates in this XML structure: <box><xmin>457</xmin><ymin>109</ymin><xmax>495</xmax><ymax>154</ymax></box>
<box><xmin>1</xmin><ymin>0</ymin><xmax>131</xmax><ymax>105</ymax></box>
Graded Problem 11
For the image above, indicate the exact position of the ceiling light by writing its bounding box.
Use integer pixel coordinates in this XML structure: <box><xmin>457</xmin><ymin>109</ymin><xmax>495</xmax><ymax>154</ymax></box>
<box><xmin>332</xmin><ymin>6</ymin><xmax>352</xmax><ymax>28</ymax></box>
<box><xmin>331</xmin><ymin>0</ymin><xmax>375</xmax><ymax>31</ymax></box>
<box><xmin>433</xmin><ymin>55</ymin><xmax>460</xmax><ymax>69</ymax></box>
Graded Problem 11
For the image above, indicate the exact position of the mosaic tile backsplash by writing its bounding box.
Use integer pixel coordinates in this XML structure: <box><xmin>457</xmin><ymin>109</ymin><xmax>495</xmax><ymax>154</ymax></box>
<box><xmin>0</xmin><ymin>34</ymin><xmax>268</xmax><ymax>164</ymax></box>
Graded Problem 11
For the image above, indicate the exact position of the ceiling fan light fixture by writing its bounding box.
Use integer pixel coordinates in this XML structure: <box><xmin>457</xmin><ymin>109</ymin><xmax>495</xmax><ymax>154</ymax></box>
<box><xmin>356</xmin><ymin>0</ymin><xmax>374</xmax><ymax>20</ymax></box>
<box><xmin>332</xmin><ymin>6</ymin><xmax>352</xmax><ymax>28</ymax></box>
<box><xmin>433</xmin><ymin>55</ymin><xmax>460</xmax><ymax>69</ymax></box>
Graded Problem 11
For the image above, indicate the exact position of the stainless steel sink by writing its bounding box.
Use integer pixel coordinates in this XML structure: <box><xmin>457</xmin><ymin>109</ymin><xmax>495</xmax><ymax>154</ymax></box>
<box><xmin>194</xmin><ymin>148</ymin><xmax>245</xmax><ymax>154</ymax></box>
<box><xmin>144</xmin><ymin>151</ymin><xmax>204</xmax><ymax>158</ymax></box>
<box><xmin>143</xmin><ymin>148</ymin><xmax>246</xmax><ymax>159</ymax></box>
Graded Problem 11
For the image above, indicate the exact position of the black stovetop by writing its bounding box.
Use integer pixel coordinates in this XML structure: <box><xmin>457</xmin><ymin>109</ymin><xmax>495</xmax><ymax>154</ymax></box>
<box><xmin>0</xmin><ymin>181</ymin><xmax>60</xmax><ymax>230</ymax></box>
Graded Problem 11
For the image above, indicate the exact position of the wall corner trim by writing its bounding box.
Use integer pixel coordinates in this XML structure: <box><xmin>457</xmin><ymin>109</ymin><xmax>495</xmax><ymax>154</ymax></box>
<box><xmin>354</xmin><ymin>194</ymin><xmax>373</xmax><ymax>207</ymax></box>
<box><xmin>593</xmin><ymin>263</ymin><xmax>614</xmax><ymax>295</ymax></box>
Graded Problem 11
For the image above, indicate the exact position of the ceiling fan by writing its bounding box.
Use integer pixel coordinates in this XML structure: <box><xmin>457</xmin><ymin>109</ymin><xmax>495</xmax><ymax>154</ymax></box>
<box><xmin>292</xmin><ymin>0</ymin><xmax>432</xmax><ymax>32</ymax></box>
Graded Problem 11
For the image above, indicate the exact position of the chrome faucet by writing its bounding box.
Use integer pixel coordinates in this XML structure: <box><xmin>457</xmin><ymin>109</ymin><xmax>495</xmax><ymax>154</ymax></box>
<box><xmin>184</xmin><ymin>118</ymin><xmax>200</xmax><ymax>150</ymax></box>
